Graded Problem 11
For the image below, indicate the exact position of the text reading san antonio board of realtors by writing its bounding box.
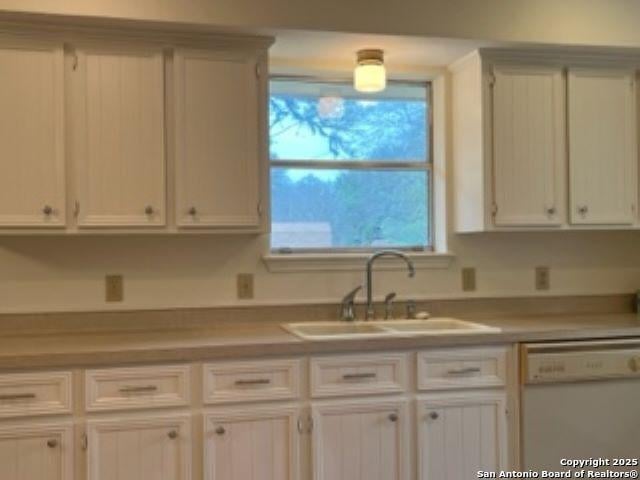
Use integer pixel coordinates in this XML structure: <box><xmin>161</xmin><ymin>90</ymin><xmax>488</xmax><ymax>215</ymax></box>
<box><xmin>477</xmin><ymin>457</ymin><xmax>639</xmax><ymax>478</ymax></box>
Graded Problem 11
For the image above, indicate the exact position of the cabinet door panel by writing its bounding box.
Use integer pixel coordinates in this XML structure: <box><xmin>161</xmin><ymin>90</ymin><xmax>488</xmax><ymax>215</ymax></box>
<box><xmin>73</xmin><ymin>46</ymin><xmax>165</xmax><ymax>227</ymax></box>
<box><xmin>174</xmin><ymin>49</ymin><xmax>261</xmax><ymax>228</ymax></box>
<box><xmin>492</xmin><ymin>66</ymin><xmax>565</xmax><ymax>226</ymax></box>
<box><xmin>418</xmin><ymin>392</ymin><xmax>507</xmax><ymax>479</ymax></box>
<box><xmin>568</xmin><ymin>69</ymin><xmax>637</xmax><ymax>225</ymax></box>
<box><xmin>87</xmin><ymin>415</ymin><xmax>190</xmax><ymax>480</ymax></box>
<box><xmin>0</xmin><ymin>423</ymin><xmax>72</xmax><ymax>480</ymax></box>
<box><xmin>312</xmin><ymin>399</ymin><xmax>407</xmax><ymax>480</ymax></box>
<box><xmin>0</xmin><ymin>40</ymin><xmax>65</xmax><ymax>227</ymax></box>
<box><xmin>204</xmin><ymin>405</ymin><xmax>299</xmax><ymax>480</ymax></box>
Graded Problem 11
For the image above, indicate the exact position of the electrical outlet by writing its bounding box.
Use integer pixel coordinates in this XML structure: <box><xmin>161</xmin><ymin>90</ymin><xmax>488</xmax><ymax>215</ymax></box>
<box><xmin>105</xmin><ymin>274</ymin><xmax>124</xmax><ymax>302</ymax></box>
<box><xmin>237</xmin><ymin>273</ymin><xmax>254</xmax><ymax>299</ymax></box>
<box><xmin>461</xmin><ymin>267</ymin><xmax>476</xmax><ymax>292</ymax></box>
<box><xmin>535</xmin><ymin>266</ymin><xmax>550</xmax><ymax>291</ymax></box>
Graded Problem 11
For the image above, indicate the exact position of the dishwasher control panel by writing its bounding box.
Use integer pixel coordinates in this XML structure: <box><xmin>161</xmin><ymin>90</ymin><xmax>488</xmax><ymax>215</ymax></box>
<box><xmin>523</xmin><ymin>339</ymin><xmax>640</xmax><ymax>384</ymax></box>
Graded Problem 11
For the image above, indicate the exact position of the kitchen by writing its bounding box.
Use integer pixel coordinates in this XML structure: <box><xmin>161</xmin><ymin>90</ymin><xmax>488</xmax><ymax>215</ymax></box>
<box><xmin>0</xmin><ymin>1</ymin><xmax>639</xmax><ymax>479</ymax></box>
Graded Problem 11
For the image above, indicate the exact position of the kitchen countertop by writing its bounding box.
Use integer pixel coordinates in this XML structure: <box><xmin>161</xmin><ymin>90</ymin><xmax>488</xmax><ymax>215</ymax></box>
<box><xmin>0</xmin><ymin>312</ymin><xmax>639</xmax><ymax>369</ymax></box>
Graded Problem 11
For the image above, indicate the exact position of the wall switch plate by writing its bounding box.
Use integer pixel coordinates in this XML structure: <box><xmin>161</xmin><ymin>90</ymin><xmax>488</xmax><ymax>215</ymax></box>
<box><xmin>237</xmin><ymin>273</ymin><xmax>254</xmax><ymax>299</ymax></box>
<box><xmin>105</xmin><ymin>274</ymin><xmax>124</xmax><ymax>302</ymax></box>
<box><xmin>535</xmin><ymin>266</ymin><xmax>550</xmax><ymax>291</ymax></box>
<box><xmin>461</xmin><ymin>267</ymin><xmax>476</xmax><ymax>292</ymax></box>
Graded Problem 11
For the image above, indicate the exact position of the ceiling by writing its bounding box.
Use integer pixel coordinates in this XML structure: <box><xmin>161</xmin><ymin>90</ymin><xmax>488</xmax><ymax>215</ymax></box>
<box><xmin>269</xmin><ymin>30</ymin><xmax>498</xmax><ymax>71</ymax></box>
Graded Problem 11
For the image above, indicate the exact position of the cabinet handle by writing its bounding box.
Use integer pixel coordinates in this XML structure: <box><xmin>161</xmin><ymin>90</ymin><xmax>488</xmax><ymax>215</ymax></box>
<box><xmin>47</xmin><ymin>439</ymin><xmax>58</xmax><ymax>448</ymax></box>
<box><xmin>145</xmin><ymin>205</ymin><xmax>154</xmax><ymax>215</ymax></box>
<box><xmin>215</xmin><ymin>426</ymin><xmax>226</xmax><ymax>435</ymax></box>
<box><xmin>167</xmin><ymin>430</ymin><xmax>178</xmax><ymax>440</ymax></box>
<box><xmin>577</xmin><ymin>205</ymin><xmax>588</xmax><ymax>215</ymax></box>
<box><xmin>188</xmin><ymin>207</ymin><xmax>197</xmax><ymax>216</ymax></box>
<box><xmin>42</xmin><ymin>205</ymin><xmax>53</xmax><ymax>216</ymax></box>
<box><xmin>342</xmin><ymin>372</ymin><xmax>377</xmax><ymax>381</ymax></box>
<box><xmin>234</xmin><ymin>378</ymin><xmax>270</xmax><ymax>386</ymax></box>
<box><xmin>118</xmin><ymin>385</ymin><xmax>158</xmax><ymax>394</ymax></box>
<box><xmin>388</xmin><ymin>413</ymin><xmax>398</xmax><ymax>422</ymax></box>
<box><xmin>546</xmin><ymin>206</ymin><xmax>556</xmax><ymax>215</ymax></box>
<box><xmin>0</xmin><ymin>393</ymin><xmax>36</xmax><ymax>401</ymax></box>
<box><xmin>429</xmin><ymin>411</ymin><xmax>439</xmax><ymax>420</ymax></box>
<box><xmin>446</xmin><ymin>367</ymin><xmax>481</xmax><ymax>375</ymax></box>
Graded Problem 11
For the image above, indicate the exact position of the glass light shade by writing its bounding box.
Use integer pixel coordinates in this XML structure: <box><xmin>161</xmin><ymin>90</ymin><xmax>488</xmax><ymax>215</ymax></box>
<box><xmin>354</xmin><ymin>62</ymin><xmax>386</xmax><ymax>93</ymax></box>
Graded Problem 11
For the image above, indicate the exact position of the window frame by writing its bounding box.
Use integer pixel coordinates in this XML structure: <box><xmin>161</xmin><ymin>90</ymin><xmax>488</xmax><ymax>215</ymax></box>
<box><xmin>268</xmin><ymin>75</ymin><xmax>434</xmax><ymax>254</ymax></box>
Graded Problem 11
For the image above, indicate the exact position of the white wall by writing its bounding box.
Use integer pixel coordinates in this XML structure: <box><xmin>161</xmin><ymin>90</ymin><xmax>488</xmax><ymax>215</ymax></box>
<box><xmin>2</xmin><ymin>0</ymin><xmax>640</xmax><ymax>47</ymax></box>
<box><xmin>1</xmin><ymin>230</ymin><xmax>639</xmax><ymax>313</ymax></box>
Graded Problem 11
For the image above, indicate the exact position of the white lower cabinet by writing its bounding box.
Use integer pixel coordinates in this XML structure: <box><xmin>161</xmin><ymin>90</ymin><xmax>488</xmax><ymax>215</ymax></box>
<box><xmin>0</xmin><ymin>422</ymin><xmax>73</xmax><ymax>480</ymax></box>
<box><xmin>204</xmin><ymin>405</ymin><xmax>300</xmax><ymax>480</ymax></box>
<box><xmin>311</xmin><ymin>398</ymin><xmax>408</xmax><ymax>480</ymax></box>
<box><xmin>417</xmin><ymin>391</ymin><xmax>508</xmax><ymax>480</ymax></box>
<box><xmin>86</xmin><ymin>414</ymin><xmax>191</xmax><ymax>480</ymax></box>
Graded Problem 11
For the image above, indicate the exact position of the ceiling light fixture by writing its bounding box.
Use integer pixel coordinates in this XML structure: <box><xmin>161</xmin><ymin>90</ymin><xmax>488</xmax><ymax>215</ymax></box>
<box><xmin>354</xmin><ymin>49</ymin><xmax>386</xmax><ymax>93</ymax></box>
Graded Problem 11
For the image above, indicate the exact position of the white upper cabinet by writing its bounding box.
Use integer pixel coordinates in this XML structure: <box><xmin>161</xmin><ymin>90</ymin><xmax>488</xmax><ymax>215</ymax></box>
<box><xmin>173</xmin><ymin>48</ymin><xmax>263</xmax><ymax>229</ymax></box>
<box><xmin>492</xmin><ymin>65</ymin><xmax>565</xmax><ymax>226</ymax></box>
<box><xmin>568</xmin><ymin>68</ymin><xmax>637</xmax><ymax>225</ymax></box>
<box><xmin>0</xmin><ymin>40</ymin><xmax>65</xmax><ymax>227</ymax></box>
<box><xmin>71</xmin><ymin>44</ymin><xmax>166</xmax><ymax>227</ymax></box>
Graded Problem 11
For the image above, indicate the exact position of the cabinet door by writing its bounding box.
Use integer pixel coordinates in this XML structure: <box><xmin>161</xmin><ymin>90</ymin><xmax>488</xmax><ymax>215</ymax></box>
<box><xmin>312</xmin><ymin>399</ymin><xmax>408</xmax><ymax>480</ymax></box>
<box><xmin>568</xmin><ymin>69</ymin><xmax>637</xmax><ymax>225</ymax></box>
<box><xmin>0</xmin><ymin>422</ymin><xmax>73</xmax><ymax>480</ymax></box>
<box><xmin>174</xmin><ymin>49</ymin><xmax>262</xmax><ymax>228</ymax></box>
<box><xmin>204</xmin><ymin>405</ymin><xmax>299</xmax><ymax>480</ymax></box>
<box><xmin>417</xmin><ymin>392</ymin><xmax>507</xmax><ymax>480</ymax></box>
<box><xmin>87</xmin><ymin>414</ymin><xmax>190</xmax><ymax>480</ymax></box>
<box><xmin>72</xmin><ymin>45</ymin><xmax>166</xmax><ymax>227</ymax></box>
<box><xmin>492</xmin><ymin>65</ymin><xmax>565</xmax><ymax>226</ymax></box>
<box><xmin>0</xmin><ymin>40</ymin><xmax>65</xmax><ymax>227</ymax></box>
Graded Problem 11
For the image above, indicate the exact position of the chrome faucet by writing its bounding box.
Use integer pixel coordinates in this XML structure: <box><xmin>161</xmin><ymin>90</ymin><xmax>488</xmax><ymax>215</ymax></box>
<box><xmin>365</xmin><ymin>250</ymin><xmax>415</xmax><ymax>320</ymax></box>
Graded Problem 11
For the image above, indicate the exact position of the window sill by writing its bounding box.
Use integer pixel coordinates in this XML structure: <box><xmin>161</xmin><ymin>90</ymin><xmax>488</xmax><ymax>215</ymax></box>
<box><xmin>262</xmin><ymin>251</ymin><xmax>455</xmax><ymax>273</ymax></box>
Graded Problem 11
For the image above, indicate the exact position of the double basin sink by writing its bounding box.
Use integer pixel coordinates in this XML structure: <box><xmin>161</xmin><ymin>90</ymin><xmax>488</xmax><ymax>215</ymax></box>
<box><xmin>284</xmin><ymin>317</ymin><xmax>501</xmax><ymax>341</ymax></box>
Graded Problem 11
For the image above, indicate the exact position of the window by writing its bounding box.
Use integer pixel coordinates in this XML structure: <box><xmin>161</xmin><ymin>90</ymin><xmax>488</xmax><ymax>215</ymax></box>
<box><xmin>269</xmin><ymin>78</ymin><xmax>432</xmax><ymax>252</ymax></box>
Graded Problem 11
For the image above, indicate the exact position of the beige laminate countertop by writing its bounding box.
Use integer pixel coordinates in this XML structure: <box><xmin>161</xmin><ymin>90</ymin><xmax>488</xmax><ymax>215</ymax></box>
<box><xmin>0</xmin><ymin>313</ymin><xmax>639</xmax><ymax>370</ymax></box>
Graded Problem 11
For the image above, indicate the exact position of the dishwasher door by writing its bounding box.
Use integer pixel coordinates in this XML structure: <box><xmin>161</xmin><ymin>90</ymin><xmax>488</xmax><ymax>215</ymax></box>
<box><xmin>521</xmin><ymin>339</ymin><xmax>640</xmax><ymax>471</ymax></box>
<box><xmin>522</xmin><ymin>379</ymin><xmax>640</xmax><ymax>469</ymax></box>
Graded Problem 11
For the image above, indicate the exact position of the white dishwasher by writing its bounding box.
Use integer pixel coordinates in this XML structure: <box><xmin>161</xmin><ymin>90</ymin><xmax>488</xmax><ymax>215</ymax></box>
<box><xmin>521</xmin><ymin>339</ymin><xmax>640</xmax><ymax>472</ymax></box>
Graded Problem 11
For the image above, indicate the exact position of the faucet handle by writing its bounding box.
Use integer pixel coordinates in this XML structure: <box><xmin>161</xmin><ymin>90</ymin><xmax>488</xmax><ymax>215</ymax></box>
<box><xmin>340</xmin><ymin>285</ymin><xmax>362</xmax><ymax>321</ymax></box>
<box><xmin>384</xmin><ymin>292</ymin><xmax>396</xmax><ymax>320</ymax></box>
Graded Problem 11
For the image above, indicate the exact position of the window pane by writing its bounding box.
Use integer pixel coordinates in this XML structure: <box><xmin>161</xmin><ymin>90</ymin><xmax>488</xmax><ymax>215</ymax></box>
<box><xmin>270</xmin><ymin>80</ymin><xmax>428</xmax><ymax>162</ymax></box>
<box><xmin>271</xmin><ymin>168</ymin><xmax>429</xmax><ymax>249</ymax></box>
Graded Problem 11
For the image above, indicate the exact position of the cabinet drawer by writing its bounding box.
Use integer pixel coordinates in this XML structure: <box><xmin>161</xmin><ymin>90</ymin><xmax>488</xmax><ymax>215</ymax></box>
<box><xmin>310</xmin><ymin>353</ymin><xmax>407</xmax><ymax>398</ymax></box>
<box><xmin>85</xmin><ymin>364</ymin><xmax>190</xmax><ymax>412</ymax></box>
<box><xmin>417</xmin><ymin>347</ymin><xmax>506</xmax><ymax>391</ymax></box>
<box><xmin>203</xmin><ymin>359</ymin><xmax>300</xmax><ymax>404</ymax></box>
<box><xmin>0</xmin><ymin>371</ymin><xmax>72</xmax><ymax>418</ymax></box>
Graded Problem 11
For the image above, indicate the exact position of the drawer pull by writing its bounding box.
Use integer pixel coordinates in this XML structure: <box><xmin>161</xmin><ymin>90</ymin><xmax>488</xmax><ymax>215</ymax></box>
<box><xmin>446</xmin><ymin>367</ymin><xmax>481</xmax><ymax>375</ymax></box>
<box><xmin>234</xmin><ymin>379</ymin><xmax>271</xmax><ymax>386</ymax></box>
<box><xmin>0</xmin><ymin>393</ymin><xmax>36</xmax><ymax>401</ymax></box>
<box><xmin>118</xmin><ymin>385</ymin><xmax>158</xmax><ymax>394</ymax></box>
<box><xmin>342</xmin><ymin>372</ymin><xmax>377</xmax><ymax>381</ymax></box>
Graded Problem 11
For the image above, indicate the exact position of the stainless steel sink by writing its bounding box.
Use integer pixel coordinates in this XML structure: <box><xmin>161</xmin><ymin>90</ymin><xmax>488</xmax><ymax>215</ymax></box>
<box><xmin>283</xmin><ymin>318</ymin><xmax>500</xmax><ymax>340</ymax></box>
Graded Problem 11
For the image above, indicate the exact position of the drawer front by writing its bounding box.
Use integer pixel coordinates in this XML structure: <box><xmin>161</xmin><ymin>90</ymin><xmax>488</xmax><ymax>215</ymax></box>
<box><xmin>85</xmin><ymin>364</ymin><xmax>190</xmax><ymax>412</ymax></box>
<box><xmin>0</xmin><ymin>371</ymin><xmax>72</xmax><ymax>418</ymax></box>
<box><xmin>311</xmin><ymin>353</ymin><xmax>407</xmax><ymax>398</ymax></box>
<box><xmin>417</xmin><ymin>347</ymin><xmax>507</xmax><ymax>391</ymax></box>
<box><xmin>203</xmin><ymin>359</ymin><xmax>300</xmax><ymax>404</ymax></box>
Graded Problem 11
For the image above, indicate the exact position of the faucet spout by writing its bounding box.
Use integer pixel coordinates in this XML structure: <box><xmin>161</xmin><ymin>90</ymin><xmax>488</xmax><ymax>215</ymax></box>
<box><xmin>365</xmin><ymin>250</ymin><xmax>415</xmax><ymax>320</ymax></box>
